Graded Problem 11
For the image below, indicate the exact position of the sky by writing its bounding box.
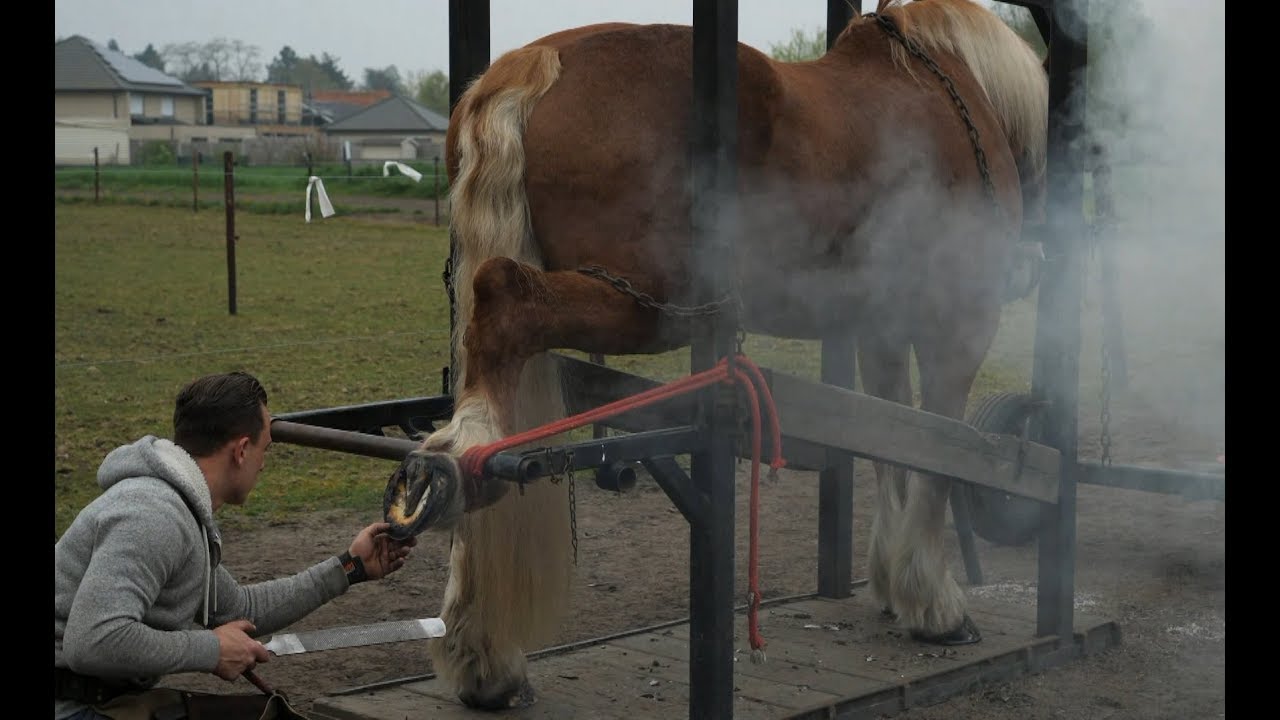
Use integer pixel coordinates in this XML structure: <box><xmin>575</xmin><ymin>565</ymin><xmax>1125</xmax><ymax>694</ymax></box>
<box><xmin>53</xmin><ymin>0</ymin><xmax>874</xmax><ymax>82</ymax></box>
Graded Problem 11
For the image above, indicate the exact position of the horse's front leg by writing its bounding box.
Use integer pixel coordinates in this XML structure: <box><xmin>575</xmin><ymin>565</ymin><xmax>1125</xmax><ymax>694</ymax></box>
<box><xmin>390</xmin><ymin>257</ymin><xmax>670</xmax><ymax>710</ymax></box>
<box><xmin>387</xmin><ymin>257</ymin><xmax>670</xmax><ymax>535</ymax></box>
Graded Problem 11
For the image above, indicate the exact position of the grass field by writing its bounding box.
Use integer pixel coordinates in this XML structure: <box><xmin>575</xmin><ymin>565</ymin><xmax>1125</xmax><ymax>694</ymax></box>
<box><xmin>53</xmin><ymin>200</ymin><xmax>1043</xmax><ymax>538</ymax></box>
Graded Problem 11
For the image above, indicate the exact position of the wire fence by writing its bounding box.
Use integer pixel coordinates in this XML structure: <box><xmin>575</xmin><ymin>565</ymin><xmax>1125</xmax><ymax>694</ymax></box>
<box><xmin>54</xmin><ymin>148</ymin><xmax>452</xmax><ymax>225</ymax></box>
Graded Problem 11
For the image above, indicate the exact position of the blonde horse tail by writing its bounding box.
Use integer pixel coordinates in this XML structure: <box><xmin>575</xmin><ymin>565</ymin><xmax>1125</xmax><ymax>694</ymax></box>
<box><xmin>432</xmin><ymin>45</ymin><xmax>571</xmax><ymax>703</ymax></box>
<box><xmin>886</xmin><ymin>0</ymin><xmax>1049</xmax><ymax>186</ymax></box>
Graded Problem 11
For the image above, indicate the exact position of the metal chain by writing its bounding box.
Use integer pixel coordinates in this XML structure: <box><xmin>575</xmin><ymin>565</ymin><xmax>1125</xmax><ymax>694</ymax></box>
<box><xmin>567</xmin><ymin>455</ymin><xmax>579</xmax><ymax>565</ymax></box>
<box><xmin>868</xmin><ymin>13</ymin><xmax>1001</xmax><ymax>216</ymax></box>
<box><xmin>1092</xmin><ymin>201</ymin><xmax>1114</xmax><ymax>467</ymax></box>
<box><xmin>578</xmin><ymin>265</ymin><xmax>735</xmax><ymax>318</ymax></box>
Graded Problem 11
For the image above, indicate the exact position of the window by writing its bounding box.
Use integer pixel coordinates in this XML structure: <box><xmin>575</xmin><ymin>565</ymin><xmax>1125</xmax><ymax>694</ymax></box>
<box><xmin>130</xmin><ymin>94</ymin><xmax>143</xmax><ymax>115</ymax></box>
<box><xmin>249</xmin><ymin>88</ymin><xmax>258</xmax><ymax>123</ymax></box>
<box><xmin>161</xmin><ymin>96</ymin><xmax>174</xmax><ymax>117</ymax></box>
<box><xmin>277</xmin><ymin>90</ymin><xmax>286</xmax><ymax>123</ymax></box>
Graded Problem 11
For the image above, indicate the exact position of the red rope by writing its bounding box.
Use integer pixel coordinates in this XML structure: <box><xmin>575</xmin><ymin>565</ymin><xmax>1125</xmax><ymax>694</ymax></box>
<box><xmin>457</xmin><ymin>354</ymin><xmax>786</xmax><ymax>655</ymax></box>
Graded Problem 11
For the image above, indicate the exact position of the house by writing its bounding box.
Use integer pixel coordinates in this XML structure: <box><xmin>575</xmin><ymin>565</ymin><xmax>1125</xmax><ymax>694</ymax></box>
<box><xmin>308</xmin><ymin>89</ymin><xmax>392</xmax><ymax>125</ymax></box>
<box><xmin>191</xmin><ymin>81</ymin><xmax>318</xmax><ymax>137</ymax></box>
<box><xmin>322</xmin><ymin>95</ymin><xmax>448</xmax><ymax>162</ymax></box>
<box><xmin>55</xmin><ymin>35</ymin><xmax>216</xmax><ymax>164</ymax></box>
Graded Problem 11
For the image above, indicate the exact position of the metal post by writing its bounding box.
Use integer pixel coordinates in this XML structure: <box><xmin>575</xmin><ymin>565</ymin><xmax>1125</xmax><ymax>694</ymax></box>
<box><xmin>447</xmin><ymin>0</ymin><xmax>490</xmax><ymax>395</ymax></box>
<box><xmin>1032</xmin><ymin>0</ymin><xmax>1089</xmax><ymax>639</ymax></box>
<box><xmin>815</xmin><ymin>0</ymin><xmax>858</xmax><ymax>601</ymax></box>
<box><xmin>93</xmin><ymin>147</ymin><xmax>100</xmax><ymax>203</ymax></box>
<box><xmin>817</xmin><ymin>338</ymin><xmax>855</xmax><ymax>597</ymax></box>
<box><xmin>223</xmin><ymin>151</ymin><xmax>238</xmax><ymax>316</ymax></box>
<box><xmin>689</xmin><ymin>0</ymin><xmax>738</xmax><ymax>717</ymax></box>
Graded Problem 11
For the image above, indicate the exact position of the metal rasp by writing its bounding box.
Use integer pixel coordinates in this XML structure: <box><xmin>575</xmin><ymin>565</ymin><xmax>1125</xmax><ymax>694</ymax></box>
<box><xmin>262</xmin><ymin>617</ymin><xmax>446</xmax><ymax>656</ymax></box>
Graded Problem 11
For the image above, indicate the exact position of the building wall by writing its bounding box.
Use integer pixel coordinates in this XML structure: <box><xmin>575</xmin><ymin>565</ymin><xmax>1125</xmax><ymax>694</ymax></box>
<box><xmin>327</xmin><ymin>131</ymin><xmax>447</xmax><ymax>160</ymax></box>
<box><xmin>55</xmin><ymin>118</ymin><xmax>131</xmax><ymax>165</ymax></box>
<box><xmin>199</xmin><ymin>83</ymin><xmax>306</xmax><ymax>125</ymax></box>
<box><xmin>135</xmin><ymin>93</ymin><xmax>203</xmax><ymax>124</ymax></box>
<box><xmin>55</xmin><ymin>92</ymin><xmax>126</xmax><ymax>119</ymax></box>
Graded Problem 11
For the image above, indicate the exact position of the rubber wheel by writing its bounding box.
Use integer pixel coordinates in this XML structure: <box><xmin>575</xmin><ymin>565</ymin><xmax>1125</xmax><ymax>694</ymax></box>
<box><xmin>963</xmin><ymin>392</ymin><xmax>1044</xmax><ymax>547</ymax></box>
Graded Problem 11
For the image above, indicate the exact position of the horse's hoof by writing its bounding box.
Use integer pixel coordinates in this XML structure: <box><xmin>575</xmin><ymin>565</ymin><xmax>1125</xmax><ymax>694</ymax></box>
<box><xmin>383</xmin><ymin>451</ymin><xmax>461</xmax><ymax>539</ymax></box>
<box><xmin>910</xmin><ymin>614</ymin><xmax>982</xmax><ymax>646</ymax></box>
<box><xmin>459</xmin><ymin>679</ymin><xmax>536</xmax><ymax>710</ymax></box>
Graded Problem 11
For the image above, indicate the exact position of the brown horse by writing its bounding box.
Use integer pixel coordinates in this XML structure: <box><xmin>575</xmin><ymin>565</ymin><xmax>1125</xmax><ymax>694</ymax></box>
<box><xmin>385</xmin><ymin>0</ymin><xmax>1047</xmax><ymax>709</ymax></box>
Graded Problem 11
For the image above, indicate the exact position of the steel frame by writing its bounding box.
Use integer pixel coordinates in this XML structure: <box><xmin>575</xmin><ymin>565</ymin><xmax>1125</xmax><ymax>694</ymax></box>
<box><xmin>268</xmin><ymin>1</ymin><xmax>1217</xmax><ymax>716</ymax></box>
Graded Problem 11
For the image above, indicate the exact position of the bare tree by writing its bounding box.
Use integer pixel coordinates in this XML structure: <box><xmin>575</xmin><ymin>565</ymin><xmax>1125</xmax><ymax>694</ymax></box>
<box><xmin>161</xmin><ymin>38</ymin><xmax>263</xmax><ymax>81</ymax></box>
<box><xmin>228</xmin><ymin>39</ymin><xmax>264</xmax><ymax>81</ymax></box>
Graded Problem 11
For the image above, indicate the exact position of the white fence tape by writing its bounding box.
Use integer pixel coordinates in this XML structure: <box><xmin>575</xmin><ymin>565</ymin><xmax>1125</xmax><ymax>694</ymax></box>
<box><xmin>382</xmin><ymin>161</ymin><xmax>423</xmax><ymax>182</ymax></box>
<box><xmin>305</xmin><ymin>176</ymin><xmax>336</xmax><ymax>222</ymax></box>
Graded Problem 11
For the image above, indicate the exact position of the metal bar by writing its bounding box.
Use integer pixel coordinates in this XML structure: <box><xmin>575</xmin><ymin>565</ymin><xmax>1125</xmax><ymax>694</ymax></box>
<box><xmin>448</xmin><ymin>0</ymin><xmax>489</xmax><ymax>113</ymax></box>
<box><xmin>273</xmin><ymin>396</ymin><xmax>453</xmax><ymax>433</ymax></box>
<box><xmin>1078</xmin><ymin>462</ymin><xmax>1225</xmax><ymax>501</ymax></box>
<box><xmin>270</xmin><ymin>420</ymin><xmax>418</xmax><ymax>462</ymax></box>
<box><xmin>484</xmin><ymin>427</ymin><xmax>701</xmax><ymax>483</ymax></box>
<box><xmin>950</xmin><ymin>484</ymin><xmax>984</xmax><ymax>585</ymax></box>
<box><xmin>223</xmin><ymin>150</ymin><xmax>237</xmax><ymax>316</ymax></box>
<box><xmin>1033</xmin><ymin>0</ymin><xmax>1089</xmax><ymax>639</ymax></box>
<box><xmin>447</xmin><ymin>0</ymin><xmax>489</xmax><ymax>392</ymax></box>
<box><xmin>689</xmin><ymin>0</ymin><xmax>739</xmax><ymax>716</ymax></box>
<box><xmin>817</xmin><ymin>335</ymin><xmax>855</xmax><ymax>598</ymax></box>
<box><xmin>643</xmin><ymin>456</ymin><xmax>709</xmax><ymax>525</ymax></box>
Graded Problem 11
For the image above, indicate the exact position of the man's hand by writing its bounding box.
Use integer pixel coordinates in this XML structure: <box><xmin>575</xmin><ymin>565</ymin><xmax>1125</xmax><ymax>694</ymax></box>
<box><xmin>348</xmin><ymin>521</ymin><xmax>417</xmax><ymax>581</ymax></box>
<box><xmin>211</xmin><ymin>619</ymin><xmax>270</xmax><ymax>681</ymax></box>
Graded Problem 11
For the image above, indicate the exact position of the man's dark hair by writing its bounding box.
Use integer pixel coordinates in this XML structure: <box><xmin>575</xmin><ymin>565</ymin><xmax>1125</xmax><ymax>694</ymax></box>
<box><xmin>173</xmin><ymin>371</ymin><xmax>269</xmax><ymax>457</ymax></box>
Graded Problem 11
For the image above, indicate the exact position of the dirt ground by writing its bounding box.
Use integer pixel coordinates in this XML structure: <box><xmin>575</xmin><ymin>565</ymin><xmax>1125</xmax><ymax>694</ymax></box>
<box><xmin>158</xmin><ymin>389</ymin><xmax>1225</xmax><ymax>719</ymax></box>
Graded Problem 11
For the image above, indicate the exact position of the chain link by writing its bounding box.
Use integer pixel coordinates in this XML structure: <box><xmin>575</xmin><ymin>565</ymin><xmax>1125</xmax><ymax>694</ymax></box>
<box><xmin>868</xmin><ymin>13</ymin><xmax>1002</xmax><ymax>219</ymax></box>
<box><xmin>577</xmin><ymin>265</ymin><xmax>735</xmax><ymax>318</ymax></box>
<box><xmin>567</xmin><ymin>454</ymin><xmax>579</xmax><ymax>565</ymax></box>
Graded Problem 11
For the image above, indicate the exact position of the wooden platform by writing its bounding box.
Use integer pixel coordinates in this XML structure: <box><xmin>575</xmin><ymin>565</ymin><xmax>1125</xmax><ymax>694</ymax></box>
<box><xmin>309</xmin><ymin>590</ymin><xmax>1119</xmax><ymax>720</ymax></box>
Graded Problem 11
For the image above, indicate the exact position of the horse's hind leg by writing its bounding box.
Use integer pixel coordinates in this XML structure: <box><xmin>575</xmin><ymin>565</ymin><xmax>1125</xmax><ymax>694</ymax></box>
<box><xmin>856</xmin><ymin>333</ymin><xmax>912</xmax><ymax>618</ymax></box>
<box><xmin>890</xmin><ymin>307</ymin><xmax>1001</xmax><ymax>645</ymax></box>
<box><xmin>427</xmin><ymin>257</ymin><xmax>670</xmax><ymax>710</ymax></box>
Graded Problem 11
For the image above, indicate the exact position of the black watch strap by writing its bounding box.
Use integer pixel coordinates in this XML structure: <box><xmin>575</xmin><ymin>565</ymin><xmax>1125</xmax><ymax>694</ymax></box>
<box><xmin>338</xmin><ymin>551</ymin><xmax>368</xmax><ymax>585</ymax></box>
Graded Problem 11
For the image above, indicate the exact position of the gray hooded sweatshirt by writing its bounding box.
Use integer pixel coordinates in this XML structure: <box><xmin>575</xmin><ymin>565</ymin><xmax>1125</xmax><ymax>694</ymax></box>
<box><xmin>54</xmin><ymin>435</ymin><xmax>350</xmax><ymax>718</ymax></box>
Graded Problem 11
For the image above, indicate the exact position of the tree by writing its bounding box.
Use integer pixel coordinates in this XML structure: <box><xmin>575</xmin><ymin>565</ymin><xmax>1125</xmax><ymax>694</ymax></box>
<box><xmin>408</xmin><ymin>69</ymin><xmax>450</xmax><ymax>115</ymax></box>
<box><xmin>133</xmin><ymin>43</ymin><xmax>166</xmax><ymax>72</ymax></box>
<box><xmin>316</xmin><ymin>53</ymin><xmax>353</xmax><ymax>91</ymax></box>
<box><xmin>769</xmin><ymin>27</ymin><xmax>826</xmax><ymax>62</ymax></box>
<box><xmin>267</xmin><ymin>46</ymin><xmax>301</xmax><ymax>84</ymax></box>
<box><xmin>161</xmin><ymin>38</ymin><xmax>263</xmax><ymax>82</ymax></box>
<box><xmin>363</xmin><ymin>65</ymin><xmax>405</xmax><ymax>95</ymax></box>
<box><xmin>266</xmin><ymin>47</ymin><xmax>353</xmax><ymax>94</ymax></box>
<box><xmin>107</xmin><ymin>39</ymin><xmax>121</xmax><ymax>52</ymax></box>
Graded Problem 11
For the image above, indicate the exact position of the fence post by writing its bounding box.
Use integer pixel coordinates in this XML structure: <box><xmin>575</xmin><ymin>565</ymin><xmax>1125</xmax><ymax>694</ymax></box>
<box><xmin>224</xmin><ymin>151</ymin><xmax>237</xmax><ymax>316</ymax></box>
<box><xmin>192</xmin><ymin>151</ymin><xmax>200</xmax><ymax>213</ymax></box>
<box><xmin>434</xmin><ymin>155</ymin><xmax>441</xmax><ymax>226</ymax></box>
<box><xmin>93</xmin><ymin>147</ymin><xmax>100</xmax><ymax>203</ymax></box>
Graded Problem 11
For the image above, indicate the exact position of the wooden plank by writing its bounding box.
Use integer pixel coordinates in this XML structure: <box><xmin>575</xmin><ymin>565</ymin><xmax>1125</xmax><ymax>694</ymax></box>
<box><xmin>313</xmin><ymin>595</ymin><xmax>1121</xmax><ymax>720</ymax></box>
<box><xmin>764</xmin><ymin>370</ymin><xmax>1060</xmax><ymax>503</ymax></box>
<box><xmin>607</xmin><ymin>632</ymin><xmax>889</xmax><ymax>699</ymax></box>
<box><xmin>555</xmin><ymin>355</ymin><xmax>1060</xmax><ymax>498</ymax></box>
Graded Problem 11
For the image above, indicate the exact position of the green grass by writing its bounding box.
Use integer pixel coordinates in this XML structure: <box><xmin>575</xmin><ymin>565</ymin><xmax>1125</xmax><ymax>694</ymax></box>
<box><xmin>54</xmin><ymin>201</ymin><xmax>1039</xmax><ymax>538</ymax></box>
<box><xmin>54</xmin><ymin>162</ymin><xmax>451</xmax><ymax>200</ymax></box>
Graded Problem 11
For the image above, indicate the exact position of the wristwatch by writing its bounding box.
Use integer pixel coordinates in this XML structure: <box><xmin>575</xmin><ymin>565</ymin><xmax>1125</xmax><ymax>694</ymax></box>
<box><xmin>338</xmin><ymin>551</ymin><xmax>368</xmax><ymax>585</ymax></box>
